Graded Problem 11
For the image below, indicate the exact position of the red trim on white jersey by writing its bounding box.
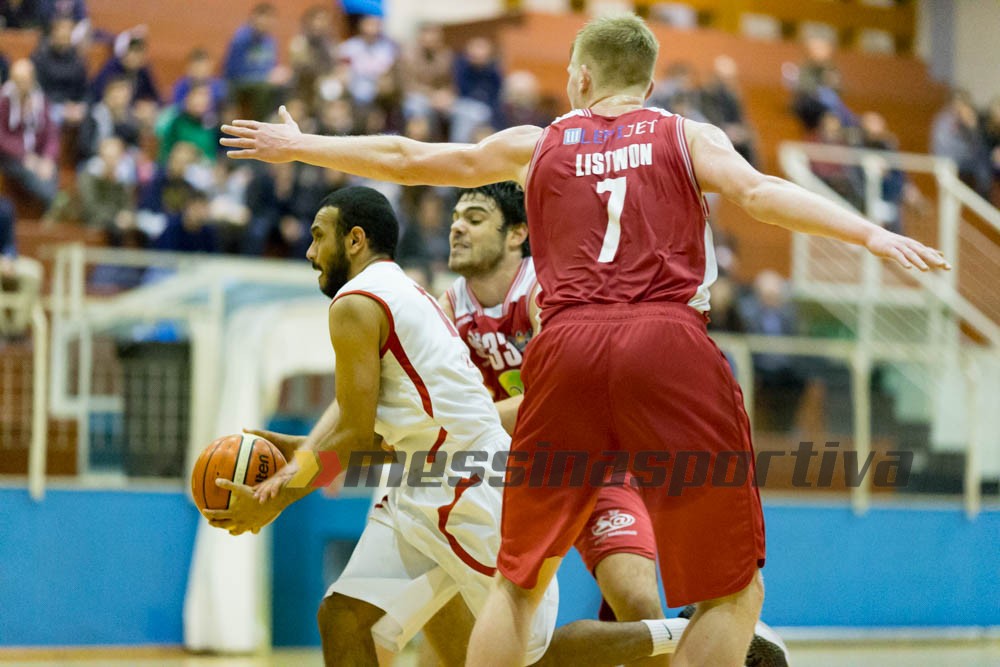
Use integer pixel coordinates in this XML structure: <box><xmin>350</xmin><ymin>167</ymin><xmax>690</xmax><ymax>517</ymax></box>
<box><xmin>502</xmin><ymin>258</ymin><xmax>531</xmax><ymax>313</ymax></box>
<box><xmin>336</xmin><ymin>288</ymin><xmax>435</xmax><ymax>417</ymax></box>
<box><xmin>437</xmin><ymin>474</ymin><xmax>496</xmax><ymax>577</ymax></box>
<box><xmin>426</xmin><ymin>427</ymin><xmax>448</xmax><ymax>464</ymax></box>
<box><xmin>334</xmin><ymin>289</ymin><xmax>395</xmax><ymax>357</ymax></box>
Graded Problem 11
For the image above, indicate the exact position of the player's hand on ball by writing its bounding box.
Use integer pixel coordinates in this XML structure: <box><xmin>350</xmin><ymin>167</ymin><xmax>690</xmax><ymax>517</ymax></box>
<box><xmin>220</xmin><ymin>105</ymin><xmax>301</xmax><ymax>163</ymax></box>
<box><xmin>243</xmin><ymin>428</ymin><xmax>305</xmax><ymax>462</ymax></box>
<box><xmin>865</xmin><ymin>228</ymin><xmax>950</xmax><ymax>271</ymax></box>
<box><xmin>204</xmin><ymin>479</ymin><xmax>283</xmax><ymax>536</ymax></box>
<box><xmin>252</xmin><ymin>460</ymin><xmax>299</xmax><ymax>503</ymax></box>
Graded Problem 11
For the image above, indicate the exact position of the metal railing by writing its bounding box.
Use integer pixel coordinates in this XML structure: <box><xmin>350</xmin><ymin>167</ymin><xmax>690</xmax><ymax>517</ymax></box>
<box><xmin>19</xmin><ymin>234</ymin><xmax>997</xmax><ymax>517</ymax></box>
<box><xmin>778</xmin><ymin>141</ymin><xmax>1000</xmax><ymax>518</ymax></box>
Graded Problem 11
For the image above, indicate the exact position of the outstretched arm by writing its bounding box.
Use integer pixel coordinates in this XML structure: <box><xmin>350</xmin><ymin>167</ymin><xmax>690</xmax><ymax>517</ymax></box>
<box><xmin>221</xmin><ymin>106</ymin><xmax>542</xmax><ymax>187</ymax></box>
<box><xmin>686</xmin><ymin>120</ymin><xmax>950</xmax><ymax>271</ymax></box>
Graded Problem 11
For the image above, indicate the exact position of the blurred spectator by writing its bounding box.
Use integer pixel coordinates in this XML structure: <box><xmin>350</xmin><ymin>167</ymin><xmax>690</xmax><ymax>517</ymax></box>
<box><xmin>317</xmin><ymin>96</ymin><xmax>357</xmax><ymax>136</ymax></box>
<box><xmin>242</xmin><ymin>161</ymin><xmax>295</xmax><ymax>256</ymax></box>
<box><xmin>31</xmin><ymin>16</ymin><xmax>87</xmax><ymax>124</ymax></box>
<box><xmin>400</xmin><ymin>22</ymin><xmax>454</xmax><ymax>121</ymax></box>
<box><xmin>205</xmin><ymin>161</ymin><xmax>252</xmax><ymax>253</ymax></box>
<box><xmin>0</xmin><ymin>194</ymin><xmax>41</xmax><ymax>337</ymax></box>
<box><xmin>809</xmin><ymin>111</ymin><xmax>864</xmax><ymax>209</ymax></box>
<box><xmin>0</xmin><ymin>53</ymin><xmax>9</xmax><ymax>84</ymax></box>
<box><xmin>38</xmin><ymin>0</ymin><xmax>86</xmax><ymax>28</ymax></box>
<box><xmin>791</xmin><ymin>35</ymin><xmax>856</xmax><ymax>131</ymax></box>
<box><xmin>369</xmin><ymin>66</ymin><xmax>405</xmax><ymax>135</ymax></box>
<box><xmin>501</xmin><ymin>70</ymin><xmax>547</xmax><ymax>129</ymax></box>
<box><xmin>739</xmin><ymin>270</ymin><xmax>803</xmax><ymax>431</ymax></box>
<box><xmin>77</xmin><ymin>75</ymin><xmax>141</xmax><ymax>162</ymax></box>
<box><xmin>156</xmin><ymin>82</ymin><xmax>217</xmax><ymax>163</ymax></box>
<box><xmin>931</xmin><ymin>90</ymin><xmax>993</xmax><ymax>199</ymax></box>
<box><xmin>451</xmin><ymin>37</ymin><xmax>501</xmax><ymax>142</ymax></box>
<box><xmin>338</xmin><ymin>15</ymin><xmax>398</xmax><ymax>107</ymax></box>
<box><xmin>289</xmin><ymin>5</ymin><xmax>338</xmax><ymax>108</ymax></box>
<box><xmin>649</xmin><ymin>61</ymin><xmax>705</xmax><ymax>121</ymax></box>
<box><xmin>981</xmin><ymin>96</ymin><xmax>1000</xmax><ymax>193</ymax></box>
<box><xmin>78</xmin><ymin>136</ymin><xmax>136</xmax><ymax>232</ymax></box>
<box><xmin>707</xmin><ymin>274</ymin><xmax>745</xmax><ymax>334</ymax></box>
<box><xmin>171</xmin><ymin>48</ymin><xmax>227</xmax><ymax>113</ymax></box>
<box><xmin>224</xmin><ymin>2</ymin><xmax>283</xmax><ymax>120</ymax></box>
<box><xmin>0</xmin><ymin>195</ymin><xmax>15</xmax><ymax>274</ymax></box>
<box><xmin>0</xmin><ymin>0</ymin><xmax>42</xmax><ymax>29</ymax></box>
<box><xmin>153</xmin><ymin>190</ymin><xmax>218</xmax><ymax>253</ymax></box>
<box><xmin>90</xmin><ymin>33</ymin><xmax>161</xmax><ymax>108</ymax></box>
<box><xmin>397</xmin><ymin>188</ymin><xmax>450</xmax><ymax>272</ymax></box>
<box><xmin>701</xmin><ymin>55</ymin><xmax>757</xmax><ymax>165</ymax></box>
<box><xmin>242</xmin><ymin>161</ymin><xmax>347</xmax><ymax>257</ymax></box>
<box><xmin>859</xmin><ymin>111</ymin><xmax>927</xmax><ymax>232</ymax></box>
<box><xmin>137</xmin><ymin>141</ymin><xmax>210</xmax><ymax>237</ymax></box>
<box><xmin>0</xmin><ymin>58</ymin><xmax>60</xmax><ymax>208</ymax></box>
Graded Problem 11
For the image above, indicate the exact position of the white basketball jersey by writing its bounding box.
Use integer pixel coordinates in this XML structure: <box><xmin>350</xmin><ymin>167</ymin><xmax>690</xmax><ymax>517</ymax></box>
<box><xmin>334</xmin><ymin>261</ymin><xmax>504</xmax><ymax>459</ymax></box>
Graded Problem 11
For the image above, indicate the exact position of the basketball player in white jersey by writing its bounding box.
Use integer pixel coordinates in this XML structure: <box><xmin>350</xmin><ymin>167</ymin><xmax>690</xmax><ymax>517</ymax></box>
<box><xmin>206</xmin><ymin>186</ymin><xmax>696</xmax><ymax>666</ymax></box>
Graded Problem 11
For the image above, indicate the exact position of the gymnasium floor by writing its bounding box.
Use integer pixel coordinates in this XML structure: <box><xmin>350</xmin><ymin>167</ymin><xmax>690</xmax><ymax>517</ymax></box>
<box><xmin>3</xmin><ymin>640</ymin><xmax>1000</xmax><ymax>667</ymax></box>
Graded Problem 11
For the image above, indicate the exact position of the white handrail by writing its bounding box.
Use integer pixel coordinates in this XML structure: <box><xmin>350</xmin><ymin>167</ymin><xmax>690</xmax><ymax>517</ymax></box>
<box><xmin>28</xmin><ymin>302</ymin><xmax>48</xmax><ymax>502</ymax></box>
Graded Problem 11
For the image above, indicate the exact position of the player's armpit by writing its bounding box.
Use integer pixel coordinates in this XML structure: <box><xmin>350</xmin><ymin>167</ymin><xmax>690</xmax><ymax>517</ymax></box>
<box><xmin>528</xmin><ymin>282</ymin><xmax>543</xmax><ymax>335</ymax></box>
<box><xmin>325</xmin><ymin>294</ymin><xmax>385</xmax><ymax>455</ymax></box>
<box><xmin>683</xmin><ymin>120</ymin><xmax>764</xmax><ymax>205</ymax></box>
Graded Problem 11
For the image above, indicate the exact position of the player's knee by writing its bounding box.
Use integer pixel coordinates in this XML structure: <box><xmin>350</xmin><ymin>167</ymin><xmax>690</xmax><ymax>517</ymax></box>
<box><xmin>699</xmin><ymin>569</ymin><xmax>764</xmax><ymax>617</ymax></box>
<box><xmin>605</xmin><ymin>587</ymin><xmax>664</xmax><ymax>621</ymax></box>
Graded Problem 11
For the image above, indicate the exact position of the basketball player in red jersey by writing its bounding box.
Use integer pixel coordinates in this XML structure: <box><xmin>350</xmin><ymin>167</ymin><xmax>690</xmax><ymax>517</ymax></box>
<box><xmin>442</xmin><ymin>182</ymin><xmax>664</xmax><ymax>667</ymax></box>
<box><xmin>438</xmin><ymin>181</ymin><xmax>788</xmax><ymax>667</ymax></box>
<box><xmin>221</xmin><ymin>14</ymin><xmax>950</xmax><ymax>666</ymax></box>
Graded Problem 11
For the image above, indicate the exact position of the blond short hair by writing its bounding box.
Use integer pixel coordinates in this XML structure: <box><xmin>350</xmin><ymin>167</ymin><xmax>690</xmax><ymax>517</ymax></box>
<box><xmin>572</xmin><ymin>14</ymin><xmax>659</xmax><ymax>90</ymax></box>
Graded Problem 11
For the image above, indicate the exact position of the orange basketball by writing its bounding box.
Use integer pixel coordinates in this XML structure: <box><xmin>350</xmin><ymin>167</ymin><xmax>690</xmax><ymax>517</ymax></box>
<box><xmin>191</xmin><ymin>434</ymin><xmax>287</xmax><ymax>512</ymax></box>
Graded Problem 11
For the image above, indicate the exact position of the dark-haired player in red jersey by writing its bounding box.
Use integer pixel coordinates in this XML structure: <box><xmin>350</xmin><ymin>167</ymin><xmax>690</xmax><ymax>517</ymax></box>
<box><xmin>222</xmin><ymin>14</ymin><xmax>950</xmax><ymax>666</ymax></box>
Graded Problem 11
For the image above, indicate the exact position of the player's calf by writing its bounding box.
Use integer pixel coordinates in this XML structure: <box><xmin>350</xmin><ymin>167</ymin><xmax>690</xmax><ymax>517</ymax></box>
<box><xmin>595</xmin><ymin>553</ymin><xmax>665</xmax><ymax>621</ymax></box>
<box><xmin>317</xmin><ymin>593</ymin><xmax>385</xmax><ymax>666</ymax></box>
<box><xmin>671</xmin><ymin>571</ymin><xmax>764</xmax><ymax>667</ymax></box>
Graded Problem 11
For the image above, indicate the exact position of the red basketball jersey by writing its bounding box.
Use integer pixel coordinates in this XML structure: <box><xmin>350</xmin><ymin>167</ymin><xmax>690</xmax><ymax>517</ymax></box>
<box><xmin>525</xmin><ymin>107</ymin><xmax>716</xmax><ymax>321</ymax></box>
<box><xmin>445</xmin><ymin>258</ymin><xmax>537</xmax><ymax>400</ymax></box>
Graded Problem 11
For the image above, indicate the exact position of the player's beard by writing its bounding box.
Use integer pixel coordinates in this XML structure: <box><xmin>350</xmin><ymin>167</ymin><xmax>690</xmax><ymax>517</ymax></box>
<box><xmin>317</xmin><ymin>243</ymin><xmax>350</xmax><ymax>298</ymax></box>
<box><xmin>449</xmin><ymin>236</ymin><xmax>505</xmax><ymax>279</ymax></box>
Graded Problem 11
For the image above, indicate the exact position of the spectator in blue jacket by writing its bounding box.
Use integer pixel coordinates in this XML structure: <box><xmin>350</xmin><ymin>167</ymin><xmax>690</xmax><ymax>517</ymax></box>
<box><xmin>224</xmin><ymin>2</ymin><xmax>281</xmax><ymax>120</ymax></box>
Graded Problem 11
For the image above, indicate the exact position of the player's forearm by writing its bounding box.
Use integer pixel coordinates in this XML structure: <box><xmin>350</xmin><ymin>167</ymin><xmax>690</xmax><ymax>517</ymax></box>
<box><xmin>742</xmin><ymin>175</ymin><xmax>881</xmax><ymax>247</ymax></box>
<box><xmin>496</xmin><ymin>394</ymin><xmax>524</xmax><ymax>436</ymax></box>
<box><xmin>299</xmin><ymin>400</ymin><xmax>342</xmax><ymax>453</ymax></box>
<box><xmin>288</xmin><ymin>133</ymin><xmax>478</xmax><ymax>187</ymax></box>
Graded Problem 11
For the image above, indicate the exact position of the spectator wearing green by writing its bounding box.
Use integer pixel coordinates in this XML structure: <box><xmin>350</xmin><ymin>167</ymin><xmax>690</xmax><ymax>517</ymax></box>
<box><xmin>156</xmin><ymin>83</ymin><xmax>217</xmax><ymax>163</ymax></box>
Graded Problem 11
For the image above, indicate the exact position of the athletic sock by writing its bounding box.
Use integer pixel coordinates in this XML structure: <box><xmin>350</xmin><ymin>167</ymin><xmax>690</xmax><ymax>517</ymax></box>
<box><xmin>642</xmin><ymin>618</ymin><xmax>688</xmax><ymax>656</ymax></box>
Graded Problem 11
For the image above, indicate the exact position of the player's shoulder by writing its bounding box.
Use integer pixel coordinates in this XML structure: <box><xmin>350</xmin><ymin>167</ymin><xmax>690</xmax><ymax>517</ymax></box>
<box><xmin>330</xmin><ymin>291</ymin><xmax>386</xmax><ymax>323</ymax></box>
<box><xmin>549</xmin><ymin>108</ymin><xmax>592</xmax><ymax>126</ymax></box>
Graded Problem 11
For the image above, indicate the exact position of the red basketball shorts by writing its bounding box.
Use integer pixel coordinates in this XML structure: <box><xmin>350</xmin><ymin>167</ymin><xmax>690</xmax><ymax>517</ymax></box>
<box><xmin>498</xmin><ymin>302</ymin><xmax>766</xmax><ymax>607</ymax></box>
<box><xmin>574</xmin><ymin>476</ymin><xmax>656</xmax><ymax>573</ymax></box>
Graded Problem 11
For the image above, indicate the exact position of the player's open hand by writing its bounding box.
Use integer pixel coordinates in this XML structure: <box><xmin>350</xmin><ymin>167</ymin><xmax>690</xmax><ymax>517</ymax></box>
<box><xmin>865</xmin><ymin>227</ymin><xmax>951</xmax><ymax>271</ymax></box>
<box><xmin>251</xmin><ymin>460</ymin><xmax>299</xmax><ymax>503</ymax></box>
<box><xmin>204</xmin><ymin>479</ymin><xmax>283</xmax><ymax>536</ymax></box>
<box><xmin>220</xmin><ymin>105</ymin><xmax>301</xmax><ymax>163</ymax></box>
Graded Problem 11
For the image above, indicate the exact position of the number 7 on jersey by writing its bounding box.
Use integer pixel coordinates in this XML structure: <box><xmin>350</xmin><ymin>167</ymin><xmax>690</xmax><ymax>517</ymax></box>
<box><xmin>596</xmin><ymin>177</ymin><xmax>626</xmax><ymax>263</ymax></box>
